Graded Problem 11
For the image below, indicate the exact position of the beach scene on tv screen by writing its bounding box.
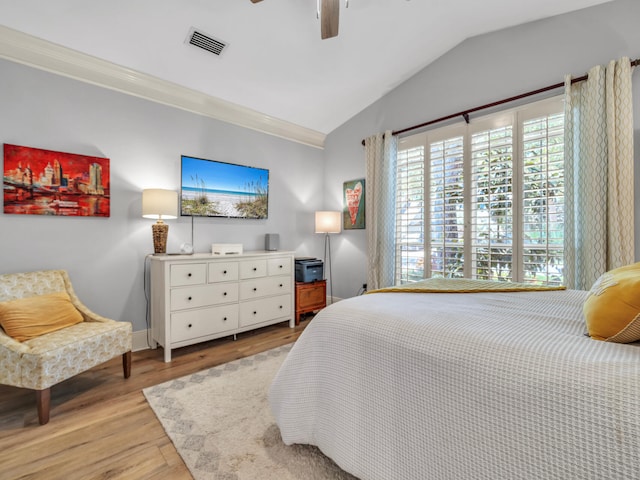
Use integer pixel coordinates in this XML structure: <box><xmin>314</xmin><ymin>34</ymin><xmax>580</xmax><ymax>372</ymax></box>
<box><xmin>181</xmin><ymin>156</ymin><xmax>268</xmax><ymax>219</ymax></box>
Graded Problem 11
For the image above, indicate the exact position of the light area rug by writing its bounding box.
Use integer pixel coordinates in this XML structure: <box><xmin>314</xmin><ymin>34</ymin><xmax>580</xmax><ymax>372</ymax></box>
<box><xmin>143</xmin><ymin>344</ymin><xmax>357</xmax><ymax>480</ymax></box>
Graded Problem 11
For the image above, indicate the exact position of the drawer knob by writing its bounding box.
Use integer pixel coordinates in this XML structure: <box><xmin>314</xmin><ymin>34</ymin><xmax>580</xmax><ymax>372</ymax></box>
<box><xmin>223</xmin><ymin>270</ymin><xmax>227</xmax><ymax>274</ymax></box>
<box><xmin>279</xmin><ymin>283</ymin><xmax>283</xmax><ymax>288</ymax></box>
<box><xmin>253</xmin><ymin>311</ymin><xmax>257</xmax><ymax>315</ymax></box>
<box><xmin>188</xmin><ymin>323</ymin><xmax>192</xmax><ymax>328</ymax></box>
<box><xmin>253</xmin><ymin>287</ymin><xmax>257</xmax><ymax>292</ymax></box>
<box><xmin>188</xmin><ymin>296</ymin><xmax>192</xmax><ymax>301</ymax></box>
<box><xmin>223</xmin><ymin>316</ymin><xmax>227</xmax><ymax>321</ymax></box>
<box><xmin>188</xmin><ymin>273</ymin><xmax>192</xmax><ymax>277</ymax></box>
<box><xmin>279</xmin><ymin>265</ymin><xmax>283</xmax><ymax>269</ymax></box>
<box><xmin>279</xmin><ymin>305</ymin><xmax>283</xmax><ymax>309</ymax></box>
<box><xmin>223</xmin><ymin>292</ymin><xmax>227</xmax><ymax>296</ymax></box>
<box><xmin>253</xmin><ymin>267</ymin><xmax>257</xmax><ymax>271</ymax></box>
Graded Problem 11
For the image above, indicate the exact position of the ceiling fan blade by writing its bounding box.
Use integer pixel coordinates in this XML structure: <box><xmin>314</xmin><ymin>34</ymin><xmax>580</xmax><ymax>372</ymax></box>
<box><xmin>321</xmin><ymin>0</ymin><xmax>339</xmax><ymax>39</ymax></box>
<box><xmin>250</xmin><ymin>0</ymin><xmax>263</xmax><ymax>3</ymax></box>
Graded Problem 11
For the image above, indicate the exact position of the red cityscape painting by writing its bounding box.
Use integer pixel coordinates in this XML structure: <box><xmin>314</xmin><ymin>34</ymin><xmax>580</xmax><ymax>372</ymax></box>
<box><xmin>3</xmin><ymin>144</ymin><xmax>110</xmax><ymax>217</ymax></box>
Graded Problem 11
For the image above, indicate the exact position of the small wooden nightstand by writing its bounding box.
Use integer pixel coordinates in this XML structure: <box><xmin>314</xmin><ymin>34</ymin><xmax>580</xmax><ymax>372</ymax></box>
<box><xmin>295</xmin><ymin>280</ymin><xmax>326</xmax><ymax>324</ymax></box>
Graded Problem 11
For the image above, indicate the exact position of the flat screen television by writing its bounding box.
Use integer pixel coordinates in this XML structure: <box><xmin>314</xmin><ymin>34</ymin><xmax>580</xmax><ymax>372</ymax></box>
<box><xmin>180</xmin><ymin>155</ymin><xmax>269</xmax><ymax>219</ymax></box>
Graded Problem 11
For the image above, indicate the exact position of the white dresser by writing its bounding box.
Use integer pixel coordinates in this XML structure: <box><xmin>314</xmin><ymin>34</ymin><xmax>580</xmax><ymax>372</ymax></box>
<box><xmin>148</xmin><ymin>251</ymin><xmax>295</xmax><ymax>362</ymax></box>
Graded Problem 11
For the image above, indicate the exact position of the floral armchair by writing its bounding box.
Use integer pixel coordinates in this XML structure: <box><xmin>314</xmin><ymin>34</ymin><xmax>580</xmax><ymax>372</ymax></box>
<box><xmin>0</xmin><ymin>270</ymin><xmax>132</xmax><ymax>425</ymax></box>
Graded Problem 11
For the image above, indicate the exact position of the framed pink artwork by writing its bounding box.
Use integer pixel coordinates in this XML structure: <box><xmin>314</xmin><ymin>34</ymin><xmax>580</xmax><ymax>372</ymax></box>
<box><xmin>3</xmin><ymin>144</ymin><xmax>110</xmax><ymax>217</ymax></box>
<box><xmin>343</xmin><ymin>178</ymin><xmax>365</xmax><ymax>230</ymax></box>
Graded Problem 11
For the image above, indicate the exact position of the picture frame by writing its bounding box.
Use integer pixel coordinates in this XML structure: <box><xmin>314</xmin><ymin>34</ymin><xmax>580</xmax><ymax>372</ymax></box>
<box><xmin>180</xmin><ymin>154</ymin><xmax>269</xmax><ymax>219</ymax></box>
<box><xmin>343</xmin><ymin>178</ymin><xmax>365</xmax><ymax>230</ymax></box>
<box><xmin>3</xmin><ymin>144</ymin><xmax>110</xmax><ymax>217</ymax></box>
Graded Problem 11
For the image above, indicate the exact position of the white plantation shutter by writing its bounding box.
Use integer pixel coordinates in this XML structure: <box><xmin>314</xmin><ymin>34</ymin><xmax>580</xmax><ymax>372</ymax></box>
<box><xmin>470</xmin><ymin>125</ymin><xmax>514</xmax><ymax>281</ymax></box>
<box><xmin>395</xmin><ymin>96</ymin><xmax>565</xmax><ymax>286</ymax></box>
<box><xmin>429</xmin><ymin>136</ymin><xmax>465</xmax><ymax>278</ymax></box>
<box><xmin>395</xmin><ymin>141</ymin><xmax>425</xmax><ymax>283</ymax></box>
<box><xmin>521</xmin><ymin>112</ymin><xmax>565</xmax><ymax>285</ymax></box>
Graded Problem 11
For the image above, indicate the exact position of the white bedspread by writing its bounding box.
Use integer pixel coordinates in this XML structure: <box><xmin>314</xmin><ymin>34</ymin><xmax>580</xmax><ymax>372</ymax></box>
<box><xmin>269</xmin><ymin>290</ymin><xmax>640</xmax><ymax>480</ymax></box>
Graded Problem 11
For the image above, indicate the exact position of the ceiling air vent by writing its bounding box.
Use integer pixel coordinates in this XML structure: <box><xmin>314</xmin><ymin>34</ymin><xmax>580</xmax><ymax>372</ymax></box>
<box><xmin>186</xmin><ymin>28</ymin><xmax>227</xmax><ymax>56</ymax></box>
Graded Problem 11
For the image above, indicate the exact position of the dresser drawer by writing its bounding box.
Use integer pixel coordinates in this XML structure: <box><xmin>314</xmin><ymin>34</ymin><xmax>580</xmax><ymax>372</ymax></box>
<box><xmin>239</xmin><ymin>294</ymin><xmax>292</xmax><ymax>327</ymax></box>
<box><xmin>170</xmin><ymin>283</ymin><xmax>239</xmax><ymax>311</ymax></box>
<box><xmin>239</xmin><ymin>276</ymin><xmax>292</xmax><ymax>300</ymax></box>
<box><xmin>239</xmin><ymin>259</ymin><xmax>267</xmax><ymax>279</ymax></box>
<box><xmin>171</xmin><ymin>304</ymin><xmax>239</xmax><ymax>343</ymax></box>
<box><xmin>170</xmin><ymin>263</ymin><xmax>206</xmax><ymax>287</ymax></box>
<box><xmin>267</xmin><ymin>257</ymin><xmax>292</xmax><ymax>276</ymax></box>
<box><xmin>208</xmin><ymin>262</ymin><xmax>239</xmax><ymax>283</ymax></box>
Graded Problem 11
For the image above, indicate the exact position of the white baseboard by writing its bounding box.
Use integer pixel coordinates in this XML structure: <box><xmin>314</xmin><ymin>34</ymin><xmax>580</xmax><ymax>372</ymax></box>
<box><xmin>132</xmin><ymin>329</ymin><xmax>151</xmax><ymax>352</ymax></box>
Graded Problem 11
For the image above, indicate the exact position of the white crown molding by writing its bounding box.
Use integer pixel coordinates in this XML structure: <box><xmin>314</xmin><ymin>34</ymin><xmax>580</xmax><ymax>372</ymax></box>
<box><xmin>0</xmin><ymin>25</ymin><xmax>325</xmax><ymax>149</ymax></box>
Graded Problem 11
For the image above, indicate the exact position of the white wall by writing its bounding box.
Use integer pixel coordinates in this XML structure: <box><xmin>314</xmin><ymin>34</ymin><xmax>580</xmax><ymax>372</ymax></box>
<box><xmin>0</xmin><ymin>59</ymin><xmax>325</xmax><ymax>334</ymax></box>
<box><xmin>2</xmin><ymin>0</ymin><xmax>639</xmax><ymax>328</ymax></box>
<box><xmin>324</xmin><ymin>0</ymin><xmax>640</xmax><ymax>299</ymax></box>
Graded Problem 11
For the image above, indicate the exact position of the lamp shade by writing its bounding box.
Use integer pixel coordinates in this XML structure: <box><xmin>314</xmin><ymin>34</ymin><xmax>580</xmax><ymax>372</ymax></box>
<box><xmin>315</xmin><ymin>211</ymin><xmax>341</xmax><ymax>234</ymax></box>
<box><xmin>142</xmin><ymin>189</ymin><xmax>178</xmax><ymax>220</ymax></box>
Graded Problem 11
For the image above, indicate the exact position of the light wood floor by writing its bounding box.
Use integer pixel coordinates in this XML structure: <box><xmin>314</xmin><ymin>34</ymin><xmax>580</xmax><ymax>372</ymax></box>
<box><xmin>0</xmin><ymin>318</ymin><xmax>310</xmax><ymax>480</ymax></box>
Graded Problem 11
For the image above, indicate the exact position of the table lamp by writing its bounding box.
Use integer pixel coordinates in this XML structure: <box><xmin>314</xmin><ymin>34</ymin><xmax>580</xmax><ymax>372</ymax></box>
<box><xmin>142</xmin><ymin>189</ymin><xmax>178</xmax><ymax>254</ymax></box>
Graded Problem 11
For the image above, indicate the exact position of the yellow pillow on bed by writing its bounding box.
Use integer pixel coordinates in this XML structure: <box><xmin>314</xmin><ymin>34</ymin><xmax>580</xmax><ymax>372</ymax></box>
<box><xmin>583</xmin><ymin>262</ymin><xmax>640</xmax><ymax>343</ymax></box>
<box><xmin>0</xmin><ymin>291</ymin><xmax>83</xmax><ymax>342</ymax></box>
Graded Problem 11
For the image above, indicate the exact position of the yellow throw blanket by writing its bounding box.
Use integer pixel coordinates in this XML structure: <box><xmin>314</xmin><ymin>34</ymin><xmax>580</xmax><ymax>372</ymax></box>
<box><xmin>367</xmin><ymin>277</ymin><xmax>566</xmax><ymax>294</ymax></box>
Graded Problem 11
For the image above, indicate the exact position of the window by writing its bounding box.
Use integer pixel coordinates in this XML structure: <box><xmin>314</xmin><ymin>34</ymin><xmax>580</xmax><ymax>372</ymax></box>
<box><xmin>395</xmin><ymin>97</ymin><xmax>564</xmax><ymax>285</ymax></box>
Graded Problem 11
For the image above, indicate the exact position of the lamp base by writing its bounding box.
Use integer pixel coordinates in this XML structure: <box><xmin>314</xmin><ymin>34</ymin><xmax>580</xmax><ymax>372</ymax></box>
<box><xmin>151</xmin><ymin>222</ymin><xmax>169</xmax><ymax>254</ymax></box>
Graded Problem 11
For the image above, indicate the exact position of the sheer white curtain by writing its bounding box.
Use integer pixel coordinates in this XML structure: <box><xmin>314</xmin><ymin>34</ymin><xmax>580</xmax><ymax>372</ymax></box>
<box><xmin>364</xmin><ymin>130</ymin><xmax>397</xmax><ymax>290</ymax></box>
<box><xmin>564</xmin><ymin>57</ymin><xmax>635</xmax><ymax>290</ymax></box>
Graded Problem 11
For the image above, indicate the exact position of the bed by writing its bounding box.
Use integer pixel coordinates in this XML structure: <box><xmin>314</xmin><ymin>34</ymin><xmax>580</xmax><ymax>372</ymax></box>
<box><xmin>269</xmin><ymin>280</ymin><xmax>640</xmax><ymax>480</ymax></box>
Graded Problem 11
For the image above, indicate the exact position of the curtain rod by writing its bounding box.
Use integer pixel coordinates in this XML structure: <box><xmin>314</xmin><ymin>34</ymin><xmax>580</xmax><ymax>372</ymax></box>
<box><xmin>361</xmin><ymin>57</ymin><xmax>640</xmax><ymax>146</ymax></box>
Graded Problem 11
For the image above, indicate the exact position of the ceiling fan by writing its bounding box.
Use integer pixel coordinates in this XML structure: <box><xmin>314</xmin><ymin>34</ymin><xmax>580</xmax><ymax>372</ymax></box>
<box><xmin>250</xmin><ymin>0</ymin><xmax>341</xmax><ymax>40</ymax></box>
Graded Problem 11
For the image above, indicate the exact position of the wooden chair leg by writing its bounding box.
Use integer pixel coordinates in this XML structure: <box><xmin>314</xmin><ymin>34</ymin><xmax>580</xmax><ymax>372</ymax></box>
<box><xmin>36</xmin><ymin>388</ymin><xmax>51</xmax><ymax>425</ymax></box>
<box><xmin>122</xmin><ymin>351</ymin><xmax>132</xmax><ymax>379</ymax></box>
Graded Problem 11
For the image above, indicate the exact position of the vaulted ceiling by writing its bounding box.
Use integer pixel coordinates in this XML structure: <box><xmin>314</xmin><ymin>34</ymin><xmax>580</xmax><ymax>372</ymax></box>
<box><xmin>0</xmin><ymin>0</ymin><xmax>612</xmax><ymax>145</ymax></box>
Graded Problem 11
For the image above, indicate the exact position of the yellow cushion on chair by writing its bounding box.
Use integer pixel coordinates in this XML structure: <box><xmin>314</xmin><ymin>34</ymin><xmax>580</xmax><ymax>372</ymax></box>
<box><xmin>0</xmin><ymin>291</ymin><xmax>84</xmax><ymax>342</ymax></box>
<box><xmin>583</xmin><ymin>262</ymin><xmax>640</xmax><ymax>343</ymax></box>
